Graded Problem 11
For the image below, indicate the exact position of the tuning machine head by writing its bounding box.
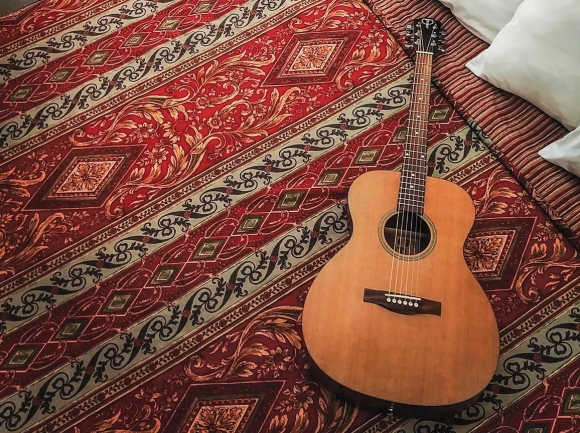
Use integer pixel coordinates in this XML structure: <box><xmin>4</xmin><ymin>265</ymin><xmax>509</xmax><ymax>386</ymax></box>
<box><xmin>404</xmin><ymin>24</ymin><xmax>414</xmax><ymax>44</ymax></box>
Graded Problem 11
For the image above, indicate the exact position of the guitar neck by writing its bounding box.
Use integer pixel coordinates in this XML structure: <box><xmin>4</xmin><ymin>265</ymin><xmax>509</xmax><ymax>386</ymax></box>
<box><xmin>397</xmin><ymin>52</ymin><xmax>433</xmax><ymax>216</ymax></box>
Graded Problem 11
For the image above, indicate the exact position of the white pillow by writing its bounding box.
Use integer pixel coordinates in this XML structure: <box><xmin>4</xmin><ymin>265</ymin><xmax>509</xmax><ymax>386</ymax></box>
<box><xmin>466</xmin><ymin>0</ymin><xmax>580</xmax><ymax>131</ymax></box>
<box><xmin>539</xmin><ymin>128</ymin><xmax>580</xmax><ymax>177</ymax></box>
<box><xmin>438</xmin><ymin>0</ymin><xmax>523</xmax><ymax>43</ymax></box>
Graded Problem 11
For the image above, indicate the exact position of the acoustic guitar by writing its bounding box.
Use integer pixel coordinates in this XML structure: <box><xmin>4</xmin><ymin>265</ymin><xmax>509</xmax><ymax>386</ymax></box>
<box><xmin>302</xmin><ymin>18</ymin><xmax>499</xmax><ymax>419</ymax></box>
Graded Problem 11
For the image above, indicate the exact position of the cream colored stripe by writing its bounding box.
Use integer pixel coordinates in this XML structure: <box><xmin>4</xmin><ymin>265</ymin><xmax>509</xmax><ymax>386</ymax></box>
<box><xmin>0</xmin><ymin>70</ymin><xmax>413</xmax><ymax>336</ymax></box>
<box><xmin>0</xmin><ymin>62</ymin><xmax>412</xmax><ymax>297</ymax></box>
<box><xmin>5</xmin><ymin>203</ymin><xmax>350</xmax><ymax>433</ymax></box>
<box><xmin>0</xmin><ymin>0</ymin><xmax>126</xmax><ymax>56</ymax></box>
<box><xmin>0</xmin><ymin>0</ymin><xmax>180</xmax><ymax>83</ymax></box>
<box><xmin>0</xmin><ymin>0</ymin><xmax>305</xmax><ymax>150</ymax></box>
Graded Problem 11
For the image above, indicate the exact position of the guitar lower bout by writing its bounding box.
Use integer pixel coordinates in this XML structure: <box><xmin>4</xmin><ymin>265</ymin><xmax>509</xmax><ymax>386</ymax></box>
<box><xmin>302</xmin><ymin>170</ymin><xmax>499</xmax><ymax>417</ymax></box>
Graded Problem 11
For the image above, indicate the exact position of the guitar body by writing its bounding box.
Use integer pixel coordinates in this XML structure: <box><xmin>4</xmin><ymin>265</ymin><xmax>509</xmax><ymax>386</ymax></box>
<box><xmin>302</xmin><ymin>171</ymin><xmax>499</xmax><ymax>415</ymax></box>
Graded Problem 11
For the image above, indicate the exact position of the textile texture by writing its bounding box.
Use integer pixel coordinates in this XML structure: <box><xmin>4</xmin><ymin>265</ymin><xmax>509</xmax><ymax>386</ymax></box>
<box><xmin>0</xmin><ymin>1</ymin><xmax>579</xmax><ymax>433</ymax></box>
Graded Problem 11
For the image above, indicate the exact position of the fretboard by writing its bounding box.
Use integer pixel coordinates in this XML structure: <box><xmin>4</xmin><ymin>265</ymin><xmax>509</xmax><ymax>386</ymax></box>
<box><xmin>397</xmin><ymin>52</ymin><xmax>433</xmax><ymax>216</ymax></box>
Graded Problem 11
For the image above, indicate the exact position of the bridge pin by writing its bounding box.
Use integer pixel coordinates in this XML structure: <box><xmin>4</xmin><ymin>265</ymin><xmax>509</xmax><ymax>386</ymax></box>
<box><xmin>403</xmin><ymin>301</ymin><xmax>408</xmax><ymax>305</ymax></box>
<box><xmin>386</xmin><ymin>298</ymin><xmax>391</xmax><ymax>302</ymax></box>
<box><xmin>397</xmin><ymin>300</ymin><xmax>402</xmax><ymax>304</ymax></box>
<box><xmin>414</xmin><ymin>302</ymin><xmax>419</xmax><ymax>307</ymax></box>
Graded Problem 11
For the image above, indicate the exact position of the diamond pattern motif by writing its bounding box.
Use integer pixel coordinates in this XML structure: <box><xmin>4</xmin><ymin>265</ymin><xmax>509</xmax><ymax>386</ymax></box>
<box><xmin>26</xmin><ymin>146</ymin><xmax>143</xmax><ymax>210</ymax></box>
<box><xmin>49</xmin><ymin>69</ymin><xmax>74</xmax><ymax>82</ymax></box>
<box><xmin>149</xmin><ymin>266</ymin><xmax>180</xmax><ymax>286</ymax></box>
<box><xmin>354</xmin><ymin>147</ymin><xmax>381</xmax><ymax>165</ymax></box>
<box><xmin>164</xmin><ymin>382</ymin><xmax>283</xmax><ymax>433</ymax></box>
<box><xmin>85</xmin><ymin>51</ymin><xmax>112</xmax><ymax>66</ymax></box>
<box><xmin>2</xmin><ymin>346</ymin><xmax>40</xmax><ymax>370</ymax></box>
<box><xmin>8</xmin><ymin>86</ymin><xmax>35</xmax><ymax>101</ymax></box>
<box><xmin>55</xmin><ymin>319</ymin><xmax>88</xmax><ymax>340</ymax></box>
<box><xmin>193</xmin><ymin>240</ymin><xmax>223</xmax><ymax>259</ymax></box>
<box><xmin>237</xmin><ymin>215</ymin><xmax>263</xmax><ymax>233</ymax></box>
<box><xmin>101</xmin><ymin>291</ymin><xmax>138</xmax><ymax>314</ymax></box>
<box><xmin>263</xmin><ymin>30</ymin><xmax>360</xmax><ymax>86</ymax></box>
<box><xmin>277</xmin><ymin>191</ymin><xmax>305</xmax><ymax>210</ymax></box>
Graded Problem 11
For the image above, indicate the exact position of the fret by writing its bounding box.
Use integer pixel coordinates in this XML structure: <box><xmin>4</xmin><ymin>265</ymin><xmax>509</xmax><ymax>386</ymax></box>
<box><xmin>397</xmin><ymin>202</ymin><xmax>425</xmax><ymax>209</ymax></box>
<box><xmin>410</xmin><ymin>101</ymin><xmax>431</xmax><ymax>107</ymax></box>
<box><xmin>397</xmin><ymin>200</ymin><xmax>425</xmax><ymax>207</ymax></box>
<box><xmin>400</xmin><ymin>184</ymin><xmax>426</xmax><ymax>191</ymax></box>
<box><xmin>400</xmin><ymin>174</ymin><xmax>426</xmax><ymax>182</ymax></box>
<box><xmin>401</xmin><ymin>168</ymin><xmax>427</xmax><ymax>174</ymax></box>
<box><xmin>403</xmin><ymin>149</ymin><xmax>428</xmax><ymax>155</ymax></box>
<box><xmin>402</xmin><ymin>156</ymin><xmax>427</xmax><ymax>163</ymax></box>
<box><xmin>399</xmin><ymin>179</ymin><xmax>426</xmax><ymax>186</ymax></box>
<box><xmin>401</xmin><ymin>176</ymin><xmax>427</xmax><ymax>183</ymax></box>
<box><xmin>399</xmin><ymin>187</ymin><xmax>427</xmax><ymax>194</ymax></box>
<box><xmin>407</xmin><ymin>126</ymin><xmax>428</xmax><ymax>133</ymax></box>
<box><xmin>404</xmin><ymin>145</ymin><xmax>427</xmax><ymax>150</ymax></box>
<box><xmin>407</xmin><ymin>116</ymin><xmax>429</xmax><ymax>122</ymax></box>
<box><xmin>398</xmin><ymin>187</ymin><xmax>426</xmax><ymax>194</ymax></box>
<box><xmin>398</xmin><ymin>188</ymin><xmax>426</xmax><ymax>194</ymax></box>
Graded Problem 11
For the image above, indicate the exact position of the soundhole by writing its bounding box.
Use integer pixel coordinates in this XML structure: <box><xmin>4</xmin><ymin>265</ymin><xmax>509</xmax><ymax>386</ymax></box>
<box><xmin>383</xmin><ymin>211</ymin><xmax>432</xmax><ymax>256</ymax></box>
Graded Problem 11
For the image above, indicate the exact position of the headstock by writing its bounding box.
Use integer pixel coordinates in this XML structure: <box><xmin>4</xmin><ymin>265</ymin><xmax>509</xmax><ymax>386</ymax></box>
<box><xmin>404</xmin><ymin>18</ymin><xmax>446</xmax><ymax>56</ymax></box>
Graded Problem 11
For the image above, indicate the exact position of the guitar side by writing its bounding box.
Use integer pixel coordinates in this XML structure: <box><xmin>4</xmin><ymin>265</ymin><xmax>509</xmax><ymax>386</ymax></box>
<box><xmin>302</xmin><ymin>170</ymin><xmax>499</xmax><ymax>410</ymax></box>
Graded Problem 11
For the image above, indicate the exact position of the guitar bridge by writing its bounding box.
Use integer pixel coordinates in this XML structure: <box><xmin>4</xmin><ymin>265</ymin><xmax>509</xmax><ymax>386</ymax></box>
<box><xmin>363</xmin><ymin>289</ymin><xmax>441</xmax><ymax>316</ymax></box>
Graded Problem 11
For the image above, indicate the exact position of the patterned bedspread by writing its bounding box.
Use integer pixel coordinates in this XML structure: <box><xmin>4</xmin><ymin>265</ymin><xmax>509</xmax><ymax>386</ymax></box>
<box><xmin>0</xmin><ymin>1</ymin><xmax>579</xmax><ymax>433</ymax></box>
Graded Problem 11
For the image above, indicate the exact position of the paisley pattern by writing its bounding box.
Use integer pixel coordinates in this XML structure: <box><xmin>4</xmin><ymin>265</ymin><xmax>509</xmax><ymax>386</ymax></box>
<box><xmin>0</xmin><ymin>0</ymin><xmax>580</xmax><ymax>433</ymax></box>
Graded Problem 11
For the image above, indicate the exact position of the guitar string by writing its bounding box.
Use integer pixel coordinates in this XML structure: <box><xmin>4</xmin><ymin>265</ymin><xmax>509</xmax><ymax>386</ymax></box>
<box><xmin>399</xmin><ymin>28</ymin><xmax>426</xmax><ymax>301</ymax></box>
<box><xmin>413</xmin><ymin>40</ymin><xmax>437</xmax><ymax>301</ymax></box>
<box><xmin>412</xmin><ymin>52</ymin><xmax>432</xmax><ymax>303</ymax></box>
<box><xmin>406</xmin><ymin>52</ymin><xmax>428</xmax><ymax>302</ymax></box>
<box><xmin>397</xmin><ymin>47</ymin><xmax>424</xmax><ymax>300</ymax></box>
<box><xmin>394</xmin><ymin>27</ymin><xmax>420</xmax><ymax>301</ymax></box>
<box><xmin>389</xmin><ymin>50</ymin><xmax>417</xmax><ymax>298</ymax></box>
<box><xmin>406</xmin><ymin>54</ymin><xmax>422</xmax><ymax>303</ymax></box>
<box><xmin>404</xmin><ymin>42</ymin><xmax>431</xmax><ymax>302</ymax></box>
<box><xmin>401</xmin><ymin>51</ymin><xmax>423</xmax><ymax>301</ymax></box>
<box><xmin>390</xmin><ymin>72</ymin><xmax>413</xmax><ymax>299</ymax></box>
<box><xmin>390</xmin><ymin>25</ymin><xmax>436</xmax><ymax>301</ymax></box>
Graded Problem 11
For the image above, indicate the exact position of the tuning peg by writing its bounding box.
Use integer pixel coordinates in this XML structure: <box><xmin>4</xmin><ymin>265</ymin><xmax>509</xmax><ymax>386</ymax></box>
<box><xmin>438</xmin><ymin>38</ymin><xmax>446</xmax><ymax>45</ymax></box>
<box><xmin>406</xmin><ymin>24</ymin><xmax>413</xmax><ymax>31</ymax></box>
<box><xmin>439</xmin><ymin>30</ymin><xmax>447</xmax><ymax>37</ymax></box>
<box><xmin>405</xmin><ymin>44</ymin><xmax>414</xmax><ymax>49</ymax></box>
<box><xmin>438</xmin><ymin>47</ymin><xmax>446</xmax><ymax>54</ymax></box>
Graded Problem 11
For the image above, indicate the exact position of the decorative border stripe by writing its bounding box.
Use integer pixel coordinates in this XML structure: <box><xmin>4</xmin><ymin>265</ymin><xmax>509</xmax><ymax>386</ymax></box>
<box><xmin>25</xmin><ymin>238</ymin><xmax>349</xmax><ymax>433</ymax></box>
<box><xmin>0</xmin><ymin>0</ymin><xmax>126</xmax><ymax>55</ymax></box>
<box><xmin>0</xmin><ymin>0</ymin><xmax>178</xmax><ymax>83</ymax></box>
<box><xmin>0</xmin><ymin>62</ymin><xmax>411</xmax><ymax>297</ymax></box>
<box><xmin>0</xmin><ymin>71</ymin><xmax>413</xmax><ymax>335</ymax></box>
<box><xmin>0</xmin><ymin>203</ymin><xmax>350</xmax><ymax>432</ymax></box>
<box><xmin>0</xmin><ymin>0</ymin><xmax>304</xmax><ymax>150</ymax></box>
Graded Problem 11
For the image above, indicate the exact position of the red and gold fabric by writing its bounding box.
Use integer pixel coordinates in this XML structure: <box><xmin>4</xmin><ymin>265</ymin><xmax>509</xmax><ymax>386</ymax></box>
<box><xmin>0</xmin><ymin>1</ymin><xmax>579</xmax><ymax>433</ymax></box>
